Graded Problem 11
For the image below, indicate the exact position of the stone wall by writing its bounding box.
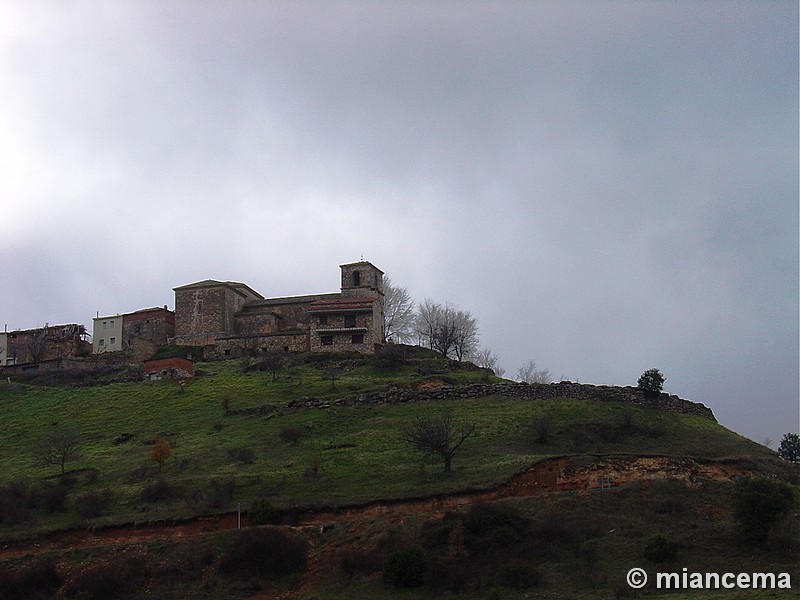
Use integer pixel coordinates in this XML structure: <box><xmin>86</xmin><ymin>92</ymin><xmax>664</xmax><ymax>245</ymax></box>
<box><xmin>123</xmin><ymin>309</ymin><xmax>175</xmax><ymax>362</ymax></box>
<box><xmin>287</xmin><ymin>381</ymin><xmax>717</xmax><ymax>422</ymax></box>
<box><xmin>174</xmin><ymin>284</ymin><xmax>243</xmax><ymax>342</ymax></box>
<box><xmin>2</xmin><ymin>325</ymin><xmax>91</xmax><ymax>366</ymax></box>
<box><xmin>210</xmin><ymin>331</ymin><xmax>310</xmax><ymax>359</ymax></box>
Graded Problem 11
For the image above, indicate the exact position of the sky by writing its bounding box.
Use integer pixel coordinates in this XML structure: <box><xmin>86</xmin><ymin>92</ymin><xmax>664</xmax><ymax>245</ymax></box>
<box><xmin>1</xmin><ymin>1</ymin><xmax>797</xmax><ymax>446</ymax></box>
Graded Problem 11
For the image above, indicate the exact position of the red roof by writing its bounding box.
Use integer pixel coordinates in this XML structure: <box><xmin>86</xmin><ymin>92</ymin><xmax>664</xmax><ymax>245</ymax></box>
<box><xmin>308</xmin><ymin>296</ymin><xmax>376</xmax><ymax>312</ymax></box>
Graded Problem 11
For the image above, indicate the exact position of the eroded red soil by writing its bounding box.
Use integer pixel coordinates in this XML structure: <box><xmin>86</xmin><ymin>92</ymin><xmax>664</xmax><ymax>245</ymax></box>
<box><xmin>0</xmin><ymin>455</ymin><xmax>750</xmax><ymax>563</ymax></box>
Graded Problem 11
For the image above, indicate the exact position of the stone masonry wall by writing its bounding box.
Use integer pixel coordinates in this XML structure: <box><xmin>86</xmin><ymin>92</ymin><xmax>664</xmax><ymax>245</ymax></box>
<box><xmin>174</xmin><ymin>286</ymin><xmax>238</xmax><ymax>341</ymax></box>
<box><xmin>287</xmin><ymin>381</ymin><xmax>717</xmax><ymax>422</ymax></box>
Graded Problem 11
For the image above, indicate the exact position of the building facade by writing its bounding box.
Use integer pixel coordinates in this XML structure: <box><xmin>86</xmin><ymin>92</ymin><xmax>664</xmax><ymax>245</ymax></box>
<box><xmin>172</xmin><ymin>261</ymin><xmax>385</xmax><ymax>357</ymax></box>
<box><xmin>0</xmin><ymin>324</ymin><xmax>91</xmax><ymax>368</ymax></box>
<box><xmin>93</xmin><ymin>307</ymin><xmax>175</xmax><ymax>362</ymax></box>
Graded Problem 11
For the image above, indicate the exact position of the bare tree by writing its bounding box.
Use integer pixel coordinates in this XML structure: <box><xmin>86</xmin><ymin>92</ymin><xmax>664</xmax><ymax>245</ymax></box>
<box><xmin>451</xmin><ymin>308</ymin><xmax>478</xmax><ymax>361</ymax></box>
<box><xmin>470</xmin><ymin>348</ymin><xmax>505</xmax><ymax>377</ymax></box>
<box><xmin>383</xmin><ymin>276</ymin><xmax>416</xmax><ymax>343</ymax></box>
<box><xmin>414</xmin><ymin>299</ymin><xmax>479</xmax><ymax>361</ymax></box>
<box><xmin>517</xmin><ymin>359</ymin><xmax>552</xmax><ymax>384</ymax></box>
<box><xmin>414</xmin><ymin>297</ymin><xmax>442</xmax><ymax>350</ymax></box>
<box><xmin>403</xmin><ymin>409</ymin><xmax>476</xmax><ymax>473</ymax></box>
<box><xmin>28</xmin><ymin>328</ymin><xmax>48</xmax><ymax>364</ymax></box>
<box><xmin>34</xmin><ymin>427</ymin><xmax>82</xmax><ymax>475</ymax></box>
<box><xmin>261</xmin><ymin>351</ymin><xmax>285</xmax><ymax>382</ymax></box>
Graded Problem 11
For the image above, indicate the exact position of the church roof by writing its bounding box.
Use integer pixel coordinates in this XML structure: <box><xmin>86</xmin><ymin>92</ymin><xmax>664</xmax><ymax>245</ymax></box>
<box><xmin>308</xmin><ymin>296</ymin><xmax>377</xmax><ymax>313</ymax></box>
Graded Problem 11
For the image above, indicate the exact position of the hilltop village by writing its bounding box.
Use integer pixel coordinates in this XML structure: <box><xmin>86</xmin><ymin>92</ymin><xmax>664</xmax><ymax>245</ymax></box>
<box><xmin>1</xmin><ymin>261</ymin><xmax>385</xmax><ymax>378</ymax></box>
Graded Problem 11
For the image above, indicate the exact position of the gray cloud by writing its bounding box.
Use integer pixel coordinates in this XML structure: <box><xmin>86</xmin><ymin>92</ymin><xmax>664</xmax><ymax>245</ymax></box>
<box><xmin>1</xmin><ymin>1</ymin><xmax>796</xmax><ymax>445</ymax></box>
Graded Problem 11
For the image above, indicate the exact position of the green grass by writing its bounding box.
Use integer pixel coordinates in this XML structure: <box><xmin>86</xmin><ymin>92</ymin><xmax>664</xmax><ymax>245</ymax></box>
<box><xmin>0</xmin><ymin>351</ymin><xmax>797</xmax><ymax>599</ymax></box>
<box><xmin>0</xmin><ymin>353</ymin><xmax>787</xmax><ymax>536</ymax></box>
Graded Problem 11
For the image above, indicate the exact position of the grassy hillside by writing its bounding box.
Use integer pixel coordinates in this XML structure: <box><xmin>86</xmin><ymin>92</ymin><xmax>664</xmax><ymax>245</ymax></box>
<box><xmin>0</xmin><ymin>349</ymin><xmax>797</xmax><ymax>599</ymax></box>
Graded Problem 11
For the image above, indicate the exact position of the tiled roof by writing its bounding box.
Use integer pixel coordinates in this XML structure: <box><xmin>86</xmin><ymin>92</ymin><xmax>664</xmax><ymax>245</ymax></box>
<box><xmin>308</xmin><ymin>296</ymin><xmax>376</xmax><ymax>312</ymax></box>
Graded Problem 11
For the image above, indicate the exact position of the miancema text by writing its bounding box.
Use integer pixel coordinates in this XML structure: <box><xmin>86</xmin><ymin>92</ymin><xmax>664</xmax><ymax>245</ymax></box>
<box><xmin>658</xmin><ymin>569</ymin><xmax>792</xmax><ymax>590</ymax></box>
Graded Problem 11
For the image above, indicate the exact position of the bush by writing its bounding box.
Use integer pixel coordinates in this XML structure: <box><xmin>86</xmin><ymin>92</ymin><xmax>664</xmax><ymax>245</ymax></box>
<box><xmin>155</xmin><ymin>541</ymin><xmax>214</xmax><ymax>581</ymax></box>
<box><xmin>0</xmin><ymin>480</ymin><xmax>32</xmax><ymax>525</ymax></box>
<box><xmin>208</xmin><ymin>477</ymin><xmax>236</xmax><ymax>509</ymax></box>
<box><xmin>0</xmin><ymin>558</ymin><xmax>60</xmax><ymax>600</ymax></box>
<box><xmin>643</xmin><ymin>533</ymin><xmax>679</xmax><ymax>562</ymax></box>
<box><xmin>637</xmin><ymin>368</ymin><xmax>665</xmax><ymax>395</ymax></box>
<box><xmin>65</xmin><ymin>557</ymin><xmax>144</xmax><ymax>599</ymax></box>
<box><xmin>217</xmin><ymin>527</ymin><xmax>308</xmax><ymax>578</ymax></box>
<box><xmin>76</xmin><ymin>489</ymin><xmax>112</xmax><ymax>519</ymax></box>
<box><xmin>651</xmin><ymin>480</ymin><xmax>685</xmax><ymax>515</ymax></box>
<box><xmin>462</xmin><ymin>502</ymin><xmax>531</xmax><ymax>557</ymax></box>
<box><xmin>383</xmin><ymin>546</ymin><xmax>425</xmax><ymax>588</ymax></box>
<box><xmin>36</xmin><ymin>482</ymin><xmax>69</xmax><ymax>513</ymax></box>
<box><xmin>530</xmin><ymin>413</ymin><xmax>552</xmax><ymax>444</ymax></box>
<box><xmin>141</xmin><ymin>478</ymin><xmax>176</xmax><ymax>503</ymax></box>
<box><xmin>226</xmin><ymin>446</ymin><xmax>255</xmax><ymax>465</ymax></box>
<box><xmin>280</xmin><ymin>425</ymin><xmax>301</xmax><ymax>445</ymax></box>
<box><xmin>732</xmin><ymin>477</ymin><xmax>794</xmax><ymax>544</ymax></box>
<box><xmin>778</xmin><ymin>433</ymin><xmax>800</xmax><ymax>462</ymax></box>
<box><xmin>337</xmin><ymin>548</ymin><xmax>382</xmax><ymax>579</ymax></box>
<box><xmin>249</xmin><ymin>498</ymin><xmax>280</xmax><ymax>526</ymax></box>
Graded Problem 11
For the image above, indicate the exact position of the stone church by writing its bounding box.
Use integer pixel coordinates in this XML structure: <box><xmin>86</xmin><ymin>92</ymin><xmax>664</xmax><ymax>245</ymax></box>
<box><xmin>171</xmin><ymin>261</ymin><xmax>385</xmax><ymax>358</ymax></box>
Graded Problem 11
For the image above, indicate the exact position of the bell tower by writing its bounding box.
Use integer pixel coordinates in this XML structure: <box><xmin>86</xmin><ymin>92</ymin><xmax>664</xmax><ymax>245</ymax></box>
<box><xmin>340</xmin><ymin>261</ymin><xmax>384</xmax><ymax>299</ymax></box>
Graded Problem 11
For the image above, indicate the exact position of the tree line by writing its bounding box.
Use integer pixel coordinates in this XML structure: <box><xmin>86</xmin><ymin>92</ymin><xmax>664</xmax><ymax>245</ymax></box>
<box><xmin>384</xmin><ymin>276</ymin><xmax>550</xmax><ymax>382</ymax></box>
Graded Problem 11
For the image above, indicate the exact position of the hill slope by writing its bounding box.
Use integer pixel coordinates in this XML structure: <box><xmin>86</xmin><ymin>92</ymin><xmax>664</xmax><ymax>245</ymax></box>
<box><xmin>0</xmin><ymin>349</ymin><xmax>796</xmax><ymax>598</ymax></box>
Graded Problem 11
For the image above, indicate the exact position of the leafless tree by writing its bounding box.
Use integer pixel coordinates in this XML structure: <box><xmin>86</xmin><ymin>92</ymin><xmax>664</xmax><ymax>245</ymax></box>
<box><xmin>403</xmin><ymin>409</ymin><xmax>476</xmax><ymax>473</ymax></box>
<box><xmin>517</xmin><ymin>359</ymin><xmax>552</xmax><ymax>384</ymax></box>
<box><xmin>261</xmin><ymin>351</ymin><xmax>285</xmax><ymax>382</ymax></box>
<box><xmin>34</xmin><ymin>427</ymin><xmax>82</xmax><ymax>475</ymax></box>
<box><xmin>451</xmin><ymin>309</ymin><xmax>478</xmax><ymax>361</ymax></box>
<box><xmin>470</xmin><ymin>347</ymin><xmax>505</xmax><ymax>377</ymax></box>
<box><xmin>414</xmin><ymin>299</ymin><xmax>479</xmax><ymax>361</ymax></box>
<box><xmin>414</xmin><ymin>297</ymin><xmax>441</xmax><ymax>350</ymax></box>
<box><xmin>383</xmin><ymin>276</ymin><xmax>416</xmax><ymax>344</ymax></box>
<box><xmin>28</xmin><ymin>328</ymin><xmax>48</xmax><ymax>364</ymax></box>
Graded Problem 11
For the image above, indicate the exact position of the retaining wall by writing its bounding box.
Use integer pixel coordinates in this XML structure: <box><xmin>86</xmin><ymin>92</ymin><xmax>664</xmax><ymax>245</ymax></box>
<box><xmin>287</xmin><ymin>381</ymin><xmax>716</xmax><ymax>422</ymax></box>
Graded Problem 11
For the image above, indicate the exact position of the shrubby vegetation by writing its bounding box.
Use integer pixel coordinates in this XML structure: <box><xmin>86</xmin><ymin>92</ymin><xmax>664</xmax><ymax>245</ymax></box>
<box><xmin>637</xmin><ymin>368</ymin><xmax>665</xmax><ymax>394</ymax></box>
<box><xmin>217</xmin><ymin>527</ymin><xmax>308</xmax><ymax>579</ymax></box>
<box><xmin>732</xmin><ymin>477</ymin><xmax>794</xmax><ymax>544</ymax></box>
<box><xmin>0</xmin><ymin>350</ymin><xmax>796</xmax><ymax>598</ymax></box>
<box><xmin>778</xmin><ymin>432</ymin><xmax>800</xmax><ymax>462</ymax></box>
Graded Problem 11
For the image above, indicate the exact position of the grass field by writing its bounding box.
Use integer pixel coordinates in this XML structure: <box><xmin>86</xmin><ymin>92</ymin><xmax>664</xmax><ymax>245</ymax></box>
<box><xmin>0</xmin><ymin>350</ymin><xmax>797</xmax><ymax>599</ymax></box>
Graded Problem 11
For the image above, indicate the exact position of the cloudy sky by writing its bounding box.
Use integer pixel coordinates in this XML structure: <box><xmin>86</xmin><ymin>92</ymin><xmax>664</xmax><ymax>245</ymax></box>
<box><xmin>1</xmin><ymin>1</ymin><xmax>797</xmax><ymax>445</ymax></box>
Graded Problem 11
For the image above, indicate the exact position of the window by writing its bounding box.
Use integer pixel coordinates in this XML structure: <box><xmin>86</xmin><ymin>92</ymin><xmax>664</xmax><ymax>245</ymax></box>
<box><xmin>321</xmin><ymin>335</ymin><xmax>333</xmax><ymax>346</ymax></box>
<box><xmin>99</xmin><ymin>339</ymin><xmax>105</xmax><ymax>347</ymax></box>
<box><xmin>109</xmin><ymin>337</ymin><xmax>116</xmax><ymax>345</ymax></box>
<box><xmin>344</xmin><ymin>314</ymin><xmax>356</xmax><ymax>328</ymax></box>
<box><xmin>319</xmin><ymin>315</ymin><xmax>328</xmax><ymax>326</ymax></box>
<box><xmin>353</xmin><ymin>271</ymin><xmax>361</xmax><ymax>286</ymax></box>
<box><xmin>351</xmin><ymin>334</ymin><xmax>364</xmax><ymax>344</ymax></box>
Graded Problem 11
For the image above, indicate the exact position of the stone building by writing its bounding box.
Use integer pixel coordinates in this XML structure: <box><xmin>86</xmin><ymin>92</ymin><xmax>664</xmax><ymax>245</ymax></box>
<box><xmin>0</xmin><ymin>324</ymin><xmax>91</xmax><ymax>369</ymax></box>
<box><xmin>93</xmin><ymin>307</ymin><xmax>175</xmax><ymax>362</ymax></box>
<box><xmin>172</xmin><ymin>261</ymin><xmax>385</xmax><ymax>357</ymax></box>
